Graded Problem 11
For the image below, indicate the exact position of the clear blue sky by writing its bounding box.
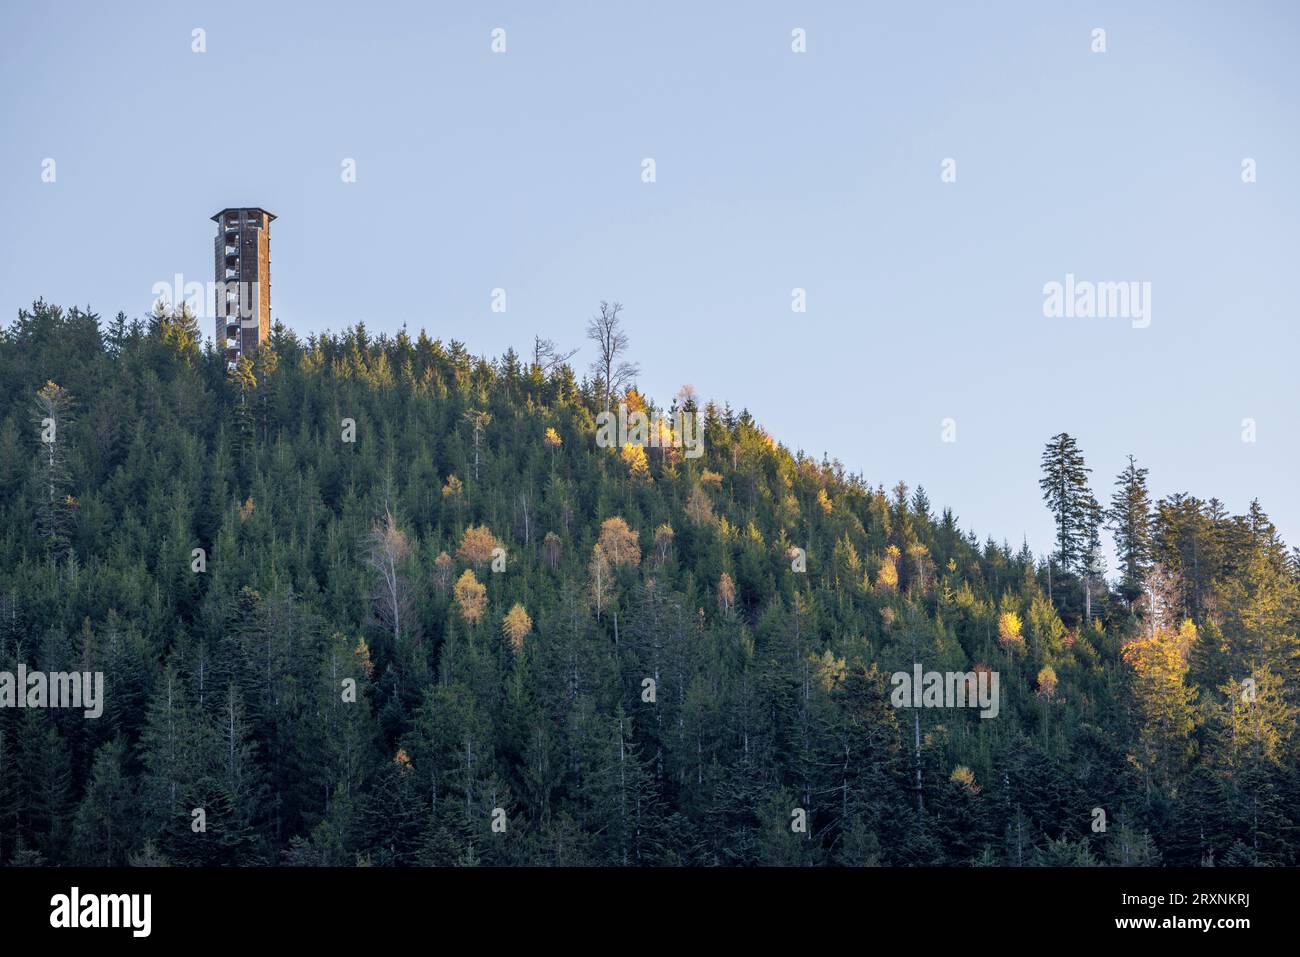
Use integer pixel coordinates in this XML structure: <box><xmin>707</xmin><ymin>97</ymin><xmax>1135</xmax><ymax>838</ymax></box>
<box><xmin>2</xmin><ymin>0</ymin><xmax>1297</xmax><ymax>568</ymax></box>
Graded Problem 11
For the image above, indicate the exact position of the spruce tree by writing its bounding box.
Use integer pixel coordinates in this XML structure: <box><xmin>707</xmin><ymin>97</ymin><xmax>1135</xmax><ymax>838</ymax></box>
<box><xmin>1108</xmin><ymin>455</ymin><xmax>1153</xmax><ymax>605</ymax></box>
<box><xmin>1038</xmin><ymin>433</ymin><xmax>1094</xmax><ymax>577</ymax></box>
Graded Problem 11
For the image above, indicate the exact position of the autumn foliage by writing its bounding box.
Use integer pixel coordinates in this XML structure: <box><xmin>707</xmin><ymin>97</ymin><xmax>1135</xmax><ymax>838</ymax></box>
<box><xmin>454</xmin><ymin>569</ymin><xmax>487</xmax><ymax>625</ymax></box>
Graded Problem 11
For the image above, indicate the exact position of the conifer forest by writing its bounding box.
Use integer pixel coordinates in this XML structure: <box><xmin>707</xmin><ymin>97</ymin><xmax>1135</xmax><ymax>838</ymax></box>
<box><xmin>2</xmin><ymin>300</ymin><xmax>1297</xmax><ymax>868</ymax></box>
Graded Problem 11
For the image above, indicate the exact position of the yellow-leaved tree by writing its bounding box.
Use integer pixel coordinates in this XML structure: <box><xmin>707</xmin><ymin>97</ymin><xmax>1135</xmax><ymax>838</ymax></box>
<box><xmin>598</xmin><ymin>517</ymin><xmax>641</xmax><ymax>568</ymax></box>
<box><xmin>717</xmin><ymin>572</ymin><xmax>736</xmax><ymax>615</ymax></box>
<box><xmin>454</xmin><ymin>569</ymin><xmax>487</xmax><ymax>625</ymax></box>
<box><xmin>457</xmin><ymin>525</ymin><xmax>498</xmax><ymax>570</ymax></box>
<box><xmin>997</xmin><ymin>610</ymin><xmax>1024</xmax><ymax>647</ymax></box>
<box><xmin>620</xmin><ymin>442</ymin><xmax>650</xmax><ymax>480</ymax></box>
<box><xmin>544</xmin><ymin>427</ymin><xmax>562</xmax><ymax>468</ymax></box>
<box><xmin>1122</xmin><ymin>622</ymin><xmax>1199</xmax><ymax>795</ymax></box>
<box><xmin>1036</xmin><ymin>664</ymin><xmax>1058</xmax><ymax>741</ymax></box>
<box><xmin>502</xmin><ymin>603</ymin><xmax>532</xmax><ymax>652</ymax></box>
<box><xmin>876</xmin><ymin>545</ymin><xmax>901</xmax><ymax>591</ymax></box>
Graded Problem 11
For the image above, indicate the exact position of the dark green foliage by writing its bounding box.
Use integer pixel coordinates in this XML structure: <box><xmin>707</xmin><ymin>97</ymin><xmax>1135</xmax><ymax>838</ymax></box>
<box><xmin>1108</xmin><ymin>455</ymin><xmax>1154</xmax><ymax>605</ymax></box>
<box><xmin>0</xmin><ymin>300</ymin><xmax>1297</xmax><ymax>867</ymax></box>
<box><xmin>1039</xmin><ymin>432</ymin><xmax>1099</xmax><ymax>577</ymax></box>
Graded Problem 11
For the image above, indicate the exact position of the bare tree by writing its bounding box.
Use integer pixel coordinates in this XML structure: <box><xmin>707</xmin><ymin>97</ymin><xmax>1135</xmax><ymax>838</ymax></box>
<box><xmin>533</xmin><ymin>336</ymin><xmax>579</xmax><ymax>374</ymax></box>
<box><xmin>32</xmin><ymin>381</ymin><xmax>74</xmax><ymax>554</ymax></box>
<box><xmin>586</xmin><ymin>301</ymin><xmax>639</xmax><ymax>413</ymax></box>
<box><xmin>363</xmin><ymin>507</ymin><xmax>413</xmax><ymax>644</ymax></box>
<box><xmin>462</xmin><ymin>409</ymin><xmax>491</xmax><ymax>481</ymax></box>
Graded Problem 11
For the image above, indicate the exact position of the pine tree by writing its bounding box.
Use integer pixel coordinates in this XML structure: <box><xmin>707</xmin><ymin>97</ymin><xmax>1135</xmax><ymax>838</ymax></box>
<box><xmin>17</xmin><ymin>710</ymin><xmax>72</xmax><ymax>860</ymax></box>
<box><xmin>137</xmin><ymin>665</ymin><xmax>206</xmax><ymax>855</ymax></box>
<box><xmin>1108</xmin><ymin>455</ymin><xmax>1154</xmax><ymax>605</ymax></box>
<box><xmin>72</xmin><ymin>737</ymin><xmax>140</xmax><ymax>865</ymax></box>
<box><xmin>1038</xmin><ymin>433</ymin><xmax>1094</xmax><ymax>577</ymax></box>
<box><xmin>0</xmin><ymin>301</ymin><xmax>1296</xmax><ymax>869</ymax></box>
<box><xmin>1080</xmin><ymin>492</ymin><xmax>1105</xmax><ymax>621</ymax></box>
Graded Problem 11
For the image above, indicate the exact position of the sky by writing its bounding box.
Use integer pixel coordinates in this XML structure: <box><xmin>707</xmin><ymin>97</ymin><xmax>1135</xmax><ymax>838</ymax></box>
<box><xmin>2</xmin><ymin>0</ymin><xmax>1297</xmax><ymax>570</ymax></box>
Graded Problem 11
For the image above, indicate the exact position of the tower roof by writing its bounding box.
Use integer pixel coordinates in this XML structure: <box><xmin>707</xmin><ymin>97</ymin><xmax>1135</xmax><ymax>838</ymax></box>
<box><xmin>211</xmin><ymin>207</ymin><xmax>277</xmax><ymax>223</ymax></box>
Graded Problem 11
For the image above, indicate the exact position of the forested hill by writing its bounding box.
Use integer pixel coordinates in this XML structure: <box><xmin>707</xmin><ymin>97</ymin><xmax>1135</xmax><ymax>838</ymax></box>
<box><xmin>1</xmin><ymin>299</ymin><xmax>1297</xmax><ymax>867</ymax></box>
